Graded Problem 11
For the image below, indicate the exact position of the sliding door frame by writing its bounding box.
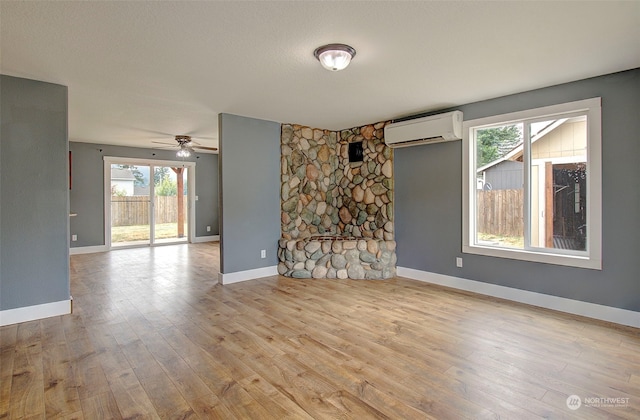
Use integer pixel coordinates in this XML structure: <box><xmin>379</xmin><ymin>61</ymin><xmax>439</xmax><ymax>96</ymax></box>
<box><xmin>104</xmin><ymin>156</ymin><xmax>196</xmax><ymax>249</ymax></box>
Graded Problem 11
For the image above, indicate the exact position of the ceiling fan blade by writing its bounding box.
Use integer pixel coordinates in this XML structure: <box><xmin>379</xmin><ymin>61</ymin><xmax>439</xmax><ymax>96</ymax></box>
<box><xmin>193</xmin><ymin>146</ymin><xmax>218</xmax><ymax>151</ymax></box>
<box><xmin>151</xmin><ymin>141</ymin><xmax>175</xmax><ymax>146</ymax></box>
<box><xmin>137</xmin><ymin>128</ymin><xmax>177</xmax><ymax>137</ymax></box>
<box><xmin>179</xmin><ymin>130</ymin><xmax>216</xmax><ymax>140</ymax></box>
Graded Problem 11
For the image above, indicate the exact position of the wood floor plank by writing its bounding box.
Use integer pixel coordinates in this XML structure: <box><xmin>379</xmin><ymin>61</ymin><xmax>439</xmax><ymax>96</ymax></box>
<box><xmin>238</xmin><ymin>374</ymin><xmax>315</xmax><ymax>419</ymax></box>
<box><xmin>79</xmin><ymin>391</ymin><xmax>123</xmax><ymax>419</ymax></box>
<box><xmin>39</xmin><ymin>320</ymin><xmax>77</xmax><ymax>410</ymax></box>
<box><xmin>0</xmin><ymin>324</ymin><xmax>18</xmax><ymax>418</ymax></box>
<box><xmin>137</xmin><ymin>371</ymin><xmax>193</xmax><ymax>418</ymax></box>
<box><xmin>3</xmin><ymin>242</ymin><xmax>639</xmax><ymax>419</ymax></box>
<box><xmin>289</xmin><ymin>336</ymin><xmax>433</xmax><ymax>419</ymax></box>
<box><xmin>107</xmin><ymin>369</ymin><xmax>161</xmax><ymax>420</ymax></box>
<box><xmin>135</xmin><ymin>330</ymin><xmax>212</xmax><ymax>402</ymax></box>
<box><xmin>215</xmin><ymin>380</ymin><xmax>276</xmax><ymax>419</ymax></box>
<box><xmin>9</xmin><ymin>322</ymin><xmax>45</xmax><ymax>418</ymax></box>
<box><xmin>189</xmin><ymin>393</ymin><xmax>237</xmax><ymax>419</ymax></box>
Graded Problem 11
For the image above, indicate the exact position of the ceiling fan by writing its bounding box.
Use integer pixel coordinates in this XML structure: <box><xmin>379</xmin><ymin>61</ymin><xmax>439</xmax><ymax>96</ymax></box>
<box><xmin>152</xmin><ymin>135</ymin><xmax>217</xmax><ymax>157</ymax></box>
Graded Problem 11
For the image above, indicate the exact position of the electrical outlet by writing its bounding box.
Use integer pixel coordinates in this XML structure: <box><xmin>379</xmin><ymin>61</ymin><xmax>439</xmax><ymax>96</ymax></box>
<box><xmin>456</xmin><ymin>257</ymin><xmax>463</xmax><ymax>268</ymax></box>
<box><xmin>261</xmin><ymin>250</ymin><xmax>266</xmax><ymax>259</ymax></box>
<box><xmin>206</xmin><ymin>225</ymin><xmax>211</xmax><ymax>232</ymax></box>
<box><xmin>71</xmin><ymin>234</ymin><xmax>78</xmax><ymax>241</ymax></box>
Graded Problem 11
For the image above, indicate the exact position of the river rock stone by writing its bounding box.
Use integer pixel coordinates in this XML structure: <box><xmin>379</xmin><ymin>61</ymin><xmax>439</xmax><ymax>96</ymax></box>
<box><xmin>317</xmin><ymin>253</ymin><xmax>331</xmax><ymax>267</ymax></box>
<box><xmin>304</xmin><ymin>241</ymin><xmax>321</xmax><ymax>254</ymax></box>
<box><xmin>331</xmin><ymin>254</ymin><xmax>347</xmax><ymax>269</ymax></box>
<box><xmin>316</xmin><ymin>201</ymin><xmax>327</xmax><ymax>215</ymax></box>
<box><xmin>360</xmin><ymin>251</ymin><xmax>377</xmax><ymax>263</ymax></box>
<box><xmin>362</xmin><ymin>125</ymin><xmax>375</xmax><ymax>140</ymax></box>
<box><xmin>282</xmin><ymin>197</ymin><xmax>298</xmax><ymax>213</ymax></box>
<box><xmin>352</xmin><ymin>185</ymin><xmax>364</xmax><ymax>202</ymax></box>
<box><xmin>282</xmin><ymin>125</ymin><xmax>294</xmax><ymax>142</ymax></box>
<box><xmin>345</xmin><ymin>249</ymin><xmax>359</xmax><ymax>264</ymax></box>
<box><xmin>305</xmin><ymin>259</ymin><xmax>316</xmax><ymax>271</ymax></box>
<box><xmin>312</xmin><ymin>265</ymin><xmax>328</xmax><ymax>278</ymax></box>
<box><xmin>306</xmin><ymin>164</ymin><xmax>319</xmax><ymax>181</ymax></box>
<box><xmin>363</xmin><ymin>188</ymin><xmax>375</xmax><ymax>205</ymax></box>
<box><xmin>381</xmin><ymin>160</ymin><xmax>392</xmax><ymax>178</ymax></box>
<box><xmin>301</xmin><ymin>127</ymin><xmax>313</xmax><ymax>139</ymax></box>
<box><xmin>278</xmin><ymin>263</ymin><xmax>288</xmax><ymax>275</ymax></box>
<box><xmin>347</xmin><ymin>264</ymin><xmax>365</xmax><ymax>279</ymax></box>
<box><xmin>292</xmin><ymin>269</ymin><xmax>311</xmax><ymax>279</ymax></box>
<box><xmin>343</xmin><ymin>241</ymin><xmax>357</xmax><ymax>250</ymax></box>
<box><xmin>371</xmin><ymin>183</ymin><xmax>387</xmax><ymax>195</ymax></box>
<box><xmin>300</xmin><ymin>208</ymin><xmax>314</xmax><ymax>225</ymax></box>
<box><xmin>339</xmin><ymin>207</ymin><xmax>352</xmax><ymax>224</ymax></box>
<box><xmin>293</xmin><ymin>249</ymin><xmax>306</xmax><ymax>261</ymax></box>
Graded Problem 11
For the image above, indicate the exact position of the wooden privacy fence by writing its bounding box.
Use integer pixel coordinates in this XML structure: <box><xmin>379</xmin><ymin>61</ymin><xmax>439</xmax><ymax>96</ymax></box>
<box><xmin>111</xmin><ymin>196</ymin><xmax>187</xmax><ymax>226</ymax></box>
<box><xmin>477</xmin><ymin>189</ymin><xmax>523</xmax><ymax>237</ymax></box>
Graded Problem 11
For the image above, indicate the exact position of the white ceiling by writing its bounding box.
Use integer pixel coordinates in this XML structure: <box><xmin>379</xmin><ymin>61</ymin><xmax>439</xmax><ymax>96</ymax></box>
<box><xmin>1</xmin><ymin>1</ymin><xmax>639</xmax><ymax>152</ymax></box>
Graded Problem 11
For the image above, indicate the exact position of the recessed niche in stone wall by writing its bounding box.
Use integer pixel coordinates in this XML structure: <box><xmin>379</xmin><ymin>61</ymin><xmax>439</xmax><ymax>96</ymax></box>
<box><xmin>281</xmin><ymin>122</ymin><xmax>393</xmax><ymax>240</ymax></box>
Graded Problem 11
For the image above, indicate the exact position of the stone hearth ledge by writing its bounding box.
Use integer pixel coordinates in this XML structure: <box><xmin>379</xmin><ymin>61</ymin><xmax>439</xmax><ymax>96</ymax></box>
<box><xmin>278</xmin><ymin>237</ymin><xmax>396</xmax><ymax>280</ymax></box>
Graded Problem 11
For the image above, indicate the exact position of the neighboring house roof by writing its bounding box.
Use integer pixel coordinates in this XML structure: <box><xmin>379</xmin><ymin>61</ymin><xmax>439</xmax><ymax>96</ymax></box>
<box><xmin>134</xmin><ymin>185</ymin><xmax>150</xmax><ymax>196</ymax></box>
<box><xmin>476</xmin><ymin>118</ymin><xmax>568</xmax><ymax>173</ymax></box>
<box><xmin>111</xmin><ymin>168</ymin><xmax>135</xmax><ymax>180</ymax></box>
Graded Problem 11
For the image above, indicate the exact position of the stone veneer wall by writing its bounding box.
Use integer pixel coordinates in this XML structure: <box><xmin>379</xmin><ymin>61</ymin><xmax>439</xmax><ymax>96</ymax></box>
<box><xmin>281</xmin><ymin>122</ymin><xmax>393</xmax><ymax>240</ymax></box>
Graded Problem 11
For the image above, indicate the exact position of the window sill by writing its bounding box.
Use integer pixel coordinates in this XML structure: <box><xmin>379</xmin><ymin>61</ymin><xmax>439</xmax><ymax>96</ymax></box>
<box><xmin>462</xmin><ymin>244</ymin><xmax>602</xmax><ymax>270</ymax></box>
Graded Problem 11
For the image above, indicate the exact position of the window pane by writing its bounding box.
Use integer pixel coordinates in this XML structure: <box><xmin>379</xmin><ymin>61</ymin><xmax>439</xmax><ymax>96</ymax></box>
<box><xmin>475</xmin><ymin>124</ymin><xmax>524</xmax><ymax>249</ymax></box>
<box><xmin>529</xmin><ymin>116</ymin><xmax>587</xmax><ymax>251</ymax></box>
<box><xmin>110</xmin><ymin>163</ymin><xmax>151</xmax><ymax>246</ymax></box>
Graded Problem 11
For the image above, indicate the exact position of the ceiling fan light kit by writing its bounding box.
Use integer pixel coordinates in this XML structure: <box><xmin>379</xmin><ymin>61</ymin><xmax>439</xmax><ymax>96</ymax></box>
<box><xmin>176</xmin><ymin>146</ymin><xmax>191</xmax><ymax>158</ymax></box>
<box><xmin>175</xmin><ymin>135</ymin><xmax>192</xmax><ymax>157</ymax></box>
<box><xmin>151</xmin><ymin>134</ymin><xmax>217</xmax><ymax>155</ymax></box>
<box><xmin>314</xmin><ymin>43</ymin><xmax>356</xmax><ymax>71</ymax></box>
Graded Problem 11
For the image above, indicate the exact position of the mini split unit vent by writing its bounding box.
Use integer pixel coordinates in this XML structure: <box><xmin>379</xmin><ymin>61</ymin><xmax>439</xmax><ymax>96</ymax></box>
<box><xmin>384</xmin><ymin>110</ymin><xmax>463</xmax><ymax>148</ymax></box>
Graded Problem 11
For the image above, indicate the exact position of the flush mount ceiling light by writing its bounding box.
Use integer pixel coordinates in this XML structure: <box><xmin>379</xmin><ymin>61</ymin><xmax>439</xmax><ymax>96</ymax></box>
<box><xmin>314</xmin><ymin>43</ymin><xmax>356</xmax><ymax>71</ymax></box>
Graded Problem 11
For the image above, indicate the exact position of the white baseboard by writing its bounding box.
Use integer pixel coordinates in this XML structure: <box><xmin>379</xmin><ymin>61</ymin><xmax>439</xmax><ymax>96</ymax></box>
<box><xmin>193</xmin><ymin>235</ymin><xmax>220</xmax><ymax>243</ymax></box>
<box><xmin>0</xmin><ymin>299</ymin><xmax>72</xmax><ymax>326</ymax></box>
<box><xmin>219</xmin><ymin>265</ymin><xmax>278</xmax><ymax>285</ymax></box>
<box><xmin>70</xmin><ymin>238</ymin><xmax>218</xmax><ymax>254</ymax></box>
<box><xmin>397</xmin><ymin>267</ymin><xmax>640</xmax><ymax>329</ymax></box>
<box><xmin>70</xmin><ymin>245</ymin><xmax>108</xmax><ymax>255</ymax></box>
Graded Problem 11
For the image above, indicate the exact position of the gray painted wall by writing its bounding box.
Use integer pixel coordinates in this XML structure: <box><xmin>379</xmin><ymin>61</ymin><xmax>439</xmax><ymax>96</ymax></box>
<box><xmin>1</xmin><ymin>75</ymin><xmax>70</xmax><ymax>310</ymax></box>
<box><xmin>219</xmin><ymin>113</ymin><xmax>280</xmax><ymax>274</ymax></box>
<box><xmin>395</xmin><ymin>69</ymin><xmax>640</xmax><ymax>311</ymax></box>
<box><xmin>69</xmin><ymin>142</ymin><xmax>218</xmax><ymax>247</ymax></box>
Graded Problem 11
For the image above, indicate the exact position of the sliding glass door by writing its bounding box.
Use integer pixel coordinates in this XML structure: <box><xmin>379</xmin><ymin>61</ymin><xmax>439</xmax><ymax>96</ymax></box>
<box><xmin>106</xmin><ymin>158</ymin><xmax>194</xmax><ymax>248</ymax></box>
<box><xmin>153</xmin><ymin>165</ymin><xmax>188</xmax><ymax>244</ymax></box>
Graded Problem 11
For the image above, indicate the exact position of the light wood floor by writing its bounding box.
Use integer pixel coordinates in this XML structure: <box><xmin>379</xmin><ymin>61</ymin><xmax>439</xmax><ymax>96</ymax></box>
<box><xmin>1</xmin><ymin>243</ymin><xmax>639</xmax><ymax>419</ymax></box>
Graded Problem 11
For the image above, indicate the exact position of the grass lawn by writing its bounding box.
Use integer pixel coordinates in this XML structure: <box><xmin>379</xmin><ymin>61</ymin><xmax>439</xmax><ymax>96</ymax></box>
<box><xmin>112</xmin><ymin>223</ymin><xmax>188</xmax><ymax>242</ymax></box>
<box><xmin>478</xmin><ymin>232</ymin><xmax>524</xmax><ymax>248</ymax></box>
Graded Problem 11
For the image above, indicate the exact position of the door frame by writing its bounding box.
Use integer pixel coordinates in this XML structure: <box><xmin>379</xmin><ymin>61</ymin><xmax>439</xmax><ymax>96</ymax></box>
<box><xmin>104</xmin><ymin>156</ymin><xmax>196</xmax><ymax>249</ymax></box>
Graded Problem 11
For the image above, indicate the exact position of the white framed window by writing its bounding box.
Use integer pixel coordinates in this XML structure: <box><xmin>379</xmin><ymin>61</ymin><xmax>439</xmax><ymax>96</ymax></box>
<box><xmin>462</xmin><ymin>98</ymin><xmax>602</xmax><ymax>269</ymax></box>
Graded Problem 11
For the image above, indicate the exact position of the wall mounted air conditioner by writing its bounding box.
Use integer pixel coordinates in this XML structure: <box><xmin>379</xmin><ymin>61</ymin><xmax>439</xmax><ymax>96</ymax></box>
<box><xmin>384</xmin><ymin>110</ymin><xmax>463</xmax><ymax>148</ymax></box>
